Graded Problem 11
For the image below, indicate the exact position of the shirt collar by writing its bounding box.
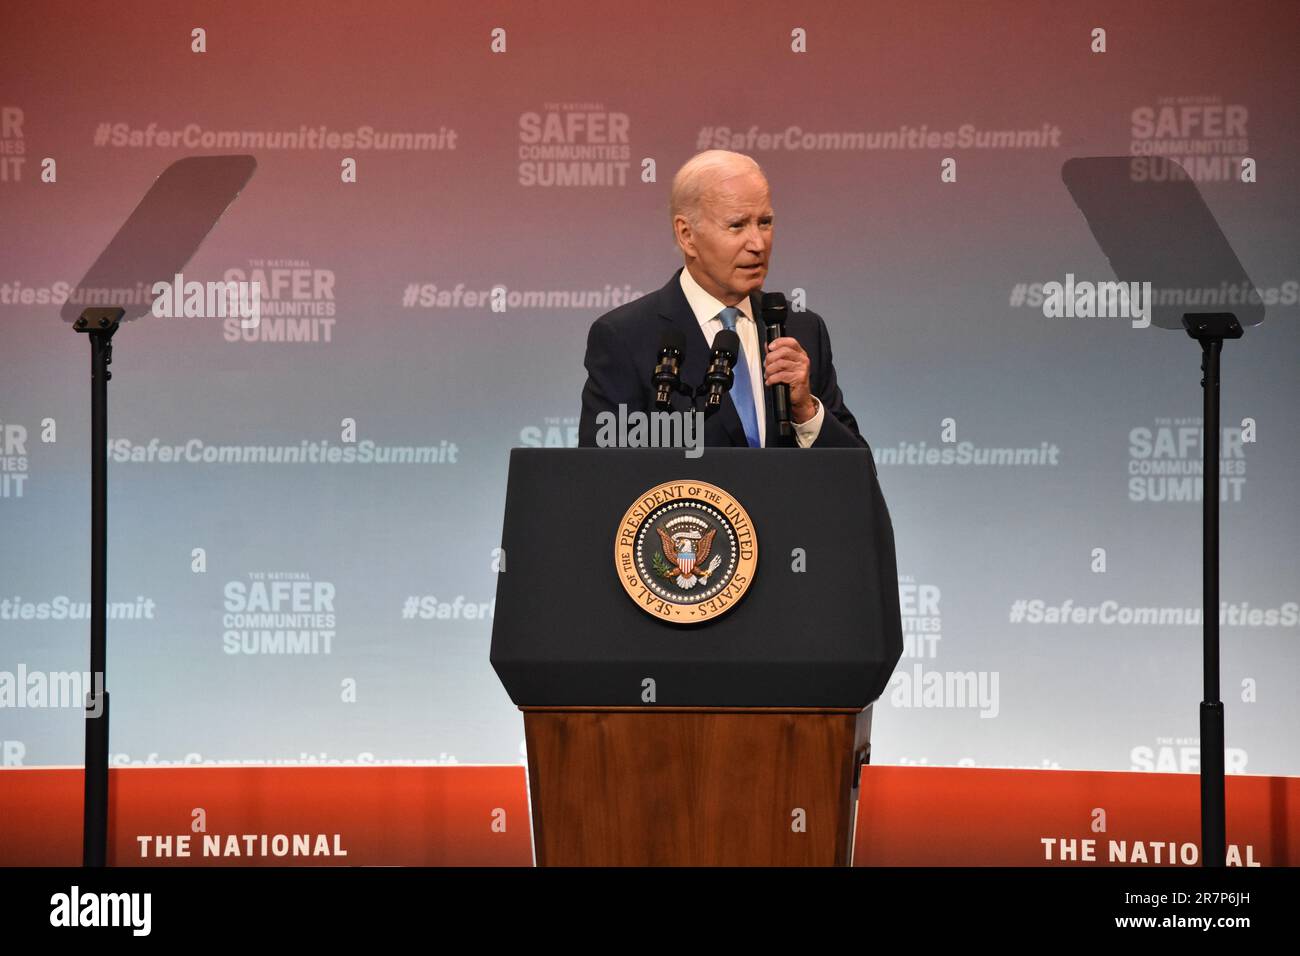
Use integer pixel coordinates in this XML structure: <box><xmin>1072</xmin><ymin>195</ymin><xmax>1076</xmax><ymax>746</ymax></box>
<box><xmin>679</xmin><ymin>265</ymin><xmax>754</xmax><ymax>326</ymax></box>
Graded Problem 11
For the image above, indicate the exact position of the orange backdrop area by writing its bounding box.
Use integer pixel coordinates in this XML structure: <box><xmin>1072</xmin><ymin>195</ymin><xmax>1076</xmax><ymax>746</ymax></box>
<box><xmin>0</xmin><ymin>765</ymin><xmax>532</xmax><ymax>866</ymax></box>
<box><xmin>0</xmin><ymin>765</ymin><xmax>1294</xmax><ymax>866</ymax></box>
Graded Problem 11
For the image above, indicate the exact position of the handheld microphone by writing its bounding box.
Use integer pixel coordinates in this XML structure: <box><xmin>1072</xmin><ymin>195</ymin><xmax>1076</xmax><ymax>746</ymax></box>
<box><xmin>702</xmin><ymin>329</ymin><xmax>740</xmax><ymax>411</ymax></box>
<box><xmin>653</xmin><ymin>328</ymin><xmax>686</xmax><ymax>409</ymax></box>
<box><xmin>761</xmin><ymin>291</ymin><xmax>792</xmax><ymax>438</ymax></box>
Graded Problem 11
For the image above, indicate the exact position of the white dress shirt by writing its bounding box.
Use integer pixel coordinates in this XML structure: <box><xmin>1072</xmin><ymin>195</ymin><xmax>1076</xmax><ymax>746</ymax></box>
<box><xmin>678</xmin><ymin>266</ymin><xmax>824</xmax><ymax>447</ymax></box>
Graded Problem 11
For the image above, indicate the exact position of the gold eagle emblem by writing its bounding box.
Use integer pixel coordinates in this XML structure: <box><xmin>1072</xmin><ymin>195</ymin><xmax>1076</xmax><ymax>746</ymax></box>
<box><xmin>656</xmin><ymin>526</ymin><xmax>718</xmax><ymax>586</ymax></box>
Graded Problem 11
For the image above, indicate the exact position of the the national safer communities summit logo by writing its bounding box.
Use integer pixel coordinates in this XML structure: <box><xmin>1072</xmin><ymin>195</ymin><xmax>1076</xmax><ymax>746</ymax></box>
<box><xmin>518</xmin><ymin>102</ymin><xmax>632</xmax><ymax>187</ymax></box>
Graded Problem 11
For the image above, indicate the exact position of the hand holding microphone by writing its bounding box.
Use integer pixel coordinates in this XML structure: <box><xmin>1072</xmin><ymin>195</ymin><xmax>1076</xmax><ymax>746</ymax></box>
<box><xmin>760</xmin><ymin>291</ymin><xmax>815</xmax><ymax>427</ymax></box>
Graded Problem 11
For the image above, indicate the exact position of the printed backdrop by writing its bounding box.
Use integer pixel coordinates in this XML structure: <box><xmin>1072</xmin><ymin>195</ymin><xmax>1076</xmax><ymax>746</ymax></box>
<box><xmin>1</xmin><ymin>1</ymin><xmax>1297</xmax><ymax>784</ymax></box>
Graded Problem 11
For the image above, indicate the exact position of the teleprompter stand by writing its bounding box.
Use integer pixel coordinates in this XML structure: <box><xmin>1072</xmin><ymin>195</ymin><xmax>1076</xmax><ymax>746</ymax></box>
<box><xmin>1182</xmin><ymin>311</ymin><xmax>1243</xmax><ymax>869</ymax></box>
<box><xmin>72</xmin><ymin>306</ymin><xmax>123</xmax><ymax>868</ymax></box>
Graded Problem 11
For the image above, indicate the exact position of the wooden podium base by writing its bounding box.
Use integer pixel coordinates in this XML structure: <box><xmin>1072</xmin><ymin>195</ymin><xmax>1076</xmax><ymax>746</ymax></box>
<box><xmin>521</xmin><ymin>705</ymin><xmax>872</xmax><ymax>866</ymax></box>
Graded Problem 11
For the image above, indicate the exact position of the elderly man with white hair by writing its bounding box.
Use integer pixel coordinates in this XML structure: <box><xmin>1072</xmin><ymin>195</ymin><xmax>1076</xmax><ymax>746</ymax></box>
<box><xmin>578</xmin><ymin>149</ymin><xmax>868</xmax><ymax>449</ymax></box>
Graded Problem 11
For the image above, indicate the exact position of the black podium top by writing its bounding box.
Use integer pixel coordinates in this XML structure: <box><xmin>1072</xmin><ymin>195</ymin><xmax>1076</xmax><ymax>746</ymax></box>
<box><xmin>490</xmin><ymin>448</ymin><xmax>902</xmax><ymax>707</ymax></box>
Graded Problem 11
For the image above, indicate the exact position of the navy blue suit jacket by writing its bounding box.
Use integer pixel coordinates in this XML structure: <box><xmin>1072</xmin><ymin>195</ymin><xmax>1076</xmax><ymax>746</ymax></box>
<box><xmin>579</xmin><ymin>267</ymin><xmax>869</xmax><ymax>450</ymax></box>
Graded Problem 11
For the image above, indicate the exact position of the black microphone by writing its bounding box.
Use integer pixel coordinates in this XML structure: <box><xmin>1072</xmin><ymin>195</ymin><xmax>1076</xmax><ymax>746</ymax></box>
<box><xmin>761</xmin><ymin>291</ymin><xmax>792</xmax><ymax>438</ymax></box>
<box><xmin>652</xmin><ymin>328</ymin><xmax>686</xmax><ymax>409</ymax></box>
<box><xmin>702</xmin><ymin>329</ymin><xmax>740</xmax><ymax>411</ymax></box>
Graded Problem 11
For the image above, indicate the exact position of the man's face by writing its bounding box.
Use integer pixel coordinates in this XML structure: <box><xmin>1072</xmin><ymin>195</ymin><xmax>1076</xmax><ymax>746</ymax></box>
<box><xmin>677</xmin><ymin>170</ymin><xmax>773</xmax><ymax>304</ymax></box>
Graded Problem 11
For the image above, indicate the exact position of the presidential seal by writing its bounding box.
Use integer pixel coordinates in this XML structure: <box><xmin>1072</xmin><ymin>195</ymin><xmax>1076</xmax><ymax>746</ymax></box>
<box><xmin>614</xmin><ymin>480</ymin><xmax>757</xmax><ymax>623</ymax></box>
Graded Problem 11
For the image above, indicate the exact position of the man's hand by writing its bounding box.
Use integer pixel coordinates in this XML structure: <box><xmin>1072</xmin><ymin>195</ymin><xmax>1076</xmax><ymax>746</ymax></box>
<box><xmin>763</xmin><ymin>336</ymin><xmax>816</xmax><ymax>423</ymax></box>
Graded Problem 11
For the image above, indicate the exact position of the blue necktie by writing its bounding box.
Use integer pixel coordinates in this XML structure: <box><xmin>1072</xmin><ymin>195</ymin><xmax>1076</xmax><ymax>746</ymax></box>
<box><xmin>717</xmin><ymin>306</ymin><xmax>761</xmax><ymax>448</ymax></box>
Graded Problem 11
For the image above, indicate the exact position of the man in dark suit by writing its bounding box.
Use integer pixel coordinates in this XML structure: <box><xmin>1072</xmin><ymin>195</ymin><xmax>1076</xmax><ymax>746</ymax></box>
<box><xmin>579</xmin><ymin>150</ymin><xmax>868</xmax><ymax>450</ymax></box>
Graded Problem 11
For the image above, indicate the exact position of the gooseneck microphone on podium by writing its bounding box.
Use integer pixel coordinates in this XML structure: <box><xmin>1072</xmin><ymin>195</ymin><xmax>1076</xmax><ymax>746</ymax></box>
<box><xmin>700</xmin><ymin>329</ymin><xmax>740</xmax><ymax>412</ymax></box>
<box><xmin>761</xmin><ymin>291</ymin><xmax>792</xmax><ymax>438</ymax></box>
<box><xmin>652</xmin><ymin>328</ymin><xmax>687</xmax><ymax>409</ymax></box>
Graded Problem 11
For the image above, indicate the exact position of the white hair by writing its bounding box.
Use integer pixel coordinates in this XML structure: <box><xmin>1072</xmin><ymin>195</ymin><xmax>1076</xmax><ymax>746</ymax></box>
<box><xmin>669</xmin><ymin>150</ymin><xmax>766</xmax><ymax>232</ymax></box>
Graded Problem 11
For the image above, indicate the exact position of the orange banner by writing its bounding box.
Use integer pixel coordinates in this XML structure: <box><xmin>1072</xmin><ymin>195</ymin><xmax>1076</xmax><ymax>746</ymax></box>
<box><xmin>854</xmin><ymin>766</ymin><xmax>1297</xmax><ymax>866</ymax></box>
<box><xmin>2</xmin><ymin>765</ymin><xmax>1294</xmax><ymax>866</ymax></box>
<box><xmin>0</xmin><ymin>766</ymin><xmax>532</xmax><ymax>866</ymax></box>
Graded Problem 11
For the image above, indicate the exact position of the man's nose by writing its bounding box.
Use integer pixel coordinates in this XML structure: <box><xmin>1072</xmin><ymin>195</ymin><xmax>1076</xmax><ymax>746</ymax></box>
<box><xmin>744</xmin><ymin>225</ymin><xmax>769</xmax><ymax>252</ymax></box>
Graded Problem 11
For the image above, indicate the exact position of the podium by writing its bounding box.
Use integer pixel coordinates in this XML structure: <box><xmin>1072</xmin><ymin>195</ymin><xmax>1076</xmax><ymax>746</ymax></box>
<box><xmin>490</xmin><ymin>448</ymin><xmax>902</xmax><ymax>865</ymax></box>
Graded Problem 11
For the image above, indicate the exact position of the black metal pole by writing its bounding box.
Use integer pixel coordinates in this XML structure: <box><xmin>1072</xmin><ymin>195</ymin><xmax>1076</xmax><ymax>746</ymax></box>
<box><xmin>1182</xmin><ymin>312</ymin><xmax>1240</xmax><ymax>867</ymax></box>
<box><xmin>1199</xmin><ymin>337</ymin><xmax>1225</xmax><ymax>867</ymax></box>
<box><xmin>75</xmin><ymin>308</ymin><xmax>120</xmax><ymax>867</ymax></box>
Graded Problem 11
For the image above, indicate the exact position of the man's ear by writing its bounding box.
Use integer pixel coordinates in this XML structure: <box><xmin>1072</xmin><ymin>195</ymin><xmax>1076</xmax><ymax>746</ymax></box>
<box><xmin>673</xmin><ymin>215</ymin><xmax>696</xmax><ymax>258</ymax></box>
